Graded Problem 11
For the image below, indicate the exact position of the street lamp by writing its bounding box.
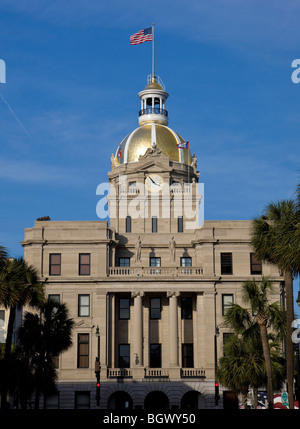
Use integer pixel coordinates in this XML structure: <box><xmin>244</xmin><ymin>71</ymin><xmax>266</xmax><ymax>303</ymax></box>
<box><xmin>95</xmin><ymin>325</ymin><xmax>101</xmax><ymax>407</ymax></box>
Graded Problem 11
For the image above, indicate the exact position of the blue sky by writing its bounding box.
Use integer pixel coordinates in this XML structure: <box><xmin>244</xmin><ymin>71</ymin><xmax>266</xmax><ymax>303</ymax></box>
<box><xmin>0</xmin><ymin>1</ymin><xmax>299</xmax><ymax>304</ymax></box>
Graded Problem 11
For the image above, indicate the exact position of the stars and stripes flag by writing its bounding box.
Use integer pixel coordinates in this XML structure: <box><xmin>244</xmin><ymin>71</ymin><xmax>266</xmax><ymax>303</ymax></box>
<box><xmin>177</xmin><ymin>141</ymin><xmax>189</xmax><ymax>149</ymax></box>
<box><xmin>130</xmin><ymin>27</ymin><xmax>153</xmax><ymax>45</ymax></box>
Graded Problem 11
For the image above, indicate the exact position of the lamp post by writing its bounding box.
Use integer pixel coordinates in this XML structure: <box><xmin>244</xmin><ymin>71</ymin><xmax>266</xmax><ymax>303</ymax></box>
<box><xmin>95</xmin><ymin>325</ymin><xmax>101</xmax><ymax>407</ymax></box>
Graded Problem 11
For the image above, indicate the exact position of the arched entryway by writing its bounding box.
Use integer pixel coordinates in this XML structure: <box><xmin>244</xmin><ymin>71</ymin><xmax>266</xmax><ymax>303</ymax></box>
<box><xmin>108</xmin><ymin>391</ymin><xmax>133</xmax><ymax>409</ymax></box>
<box><xmin>181</xmin><ymin>390</ymin><xmax>200</xmax><ymax>409</ymax></box>
<box><xmin>144</xmin><ymin>391</ymin><xmax>169</xmax><ymax>410</ymax></box>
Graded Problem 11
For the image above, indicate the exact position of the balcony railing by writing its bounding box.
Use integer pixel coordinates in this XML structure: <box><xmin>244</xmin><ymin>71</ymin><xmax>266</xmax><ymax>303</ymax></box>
<box><xmin>139</xmin><ymin>107</ymin><xmax>168</xmax><ymax>117</ymax></box>
<box><xmin>144</xmin><ymin>368</ymin><xmax>169</xmax><ymax>378</ymax></box>
<box><xmin>107</xmin><ymin>368</ymin><xmax>132</xmax><ymax>378</ymax></box>
<box><xmin>106</xmin><ymin>368</ymin><xmax>206</xmax><ymax>379</ymax></box>
<box><xmin>108</xmin><ymin>267</ymin><xmax>203</xmax><ymax>277</ymax></box>
<box><xmin>180</xmin><ymin>368</ymin><xmax>206</xmax><ymax>378</ymax></box>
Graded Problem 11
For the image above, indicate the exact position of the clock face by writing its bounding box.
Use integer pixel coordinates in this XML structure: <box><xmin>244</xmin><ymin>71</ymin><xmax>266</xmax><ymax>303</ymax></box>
<box><xmin>145</xmin><ymin>174</ymin><xmax>164</xmax><ymax>192</ymax></box>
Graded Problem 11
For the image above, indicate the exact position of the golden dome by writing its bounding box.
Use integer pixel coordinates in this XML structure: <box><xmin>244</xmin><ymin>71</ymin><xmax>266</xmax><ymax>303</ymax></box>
<box><xmin>144</xmin><ymin>81</ymin><xmax>163</xmax><ymax>90</ymax></box>
<box><xmin>115</xmin><ymin>124</ymin><xmax>191</xmax><ymax>165</ymax></box>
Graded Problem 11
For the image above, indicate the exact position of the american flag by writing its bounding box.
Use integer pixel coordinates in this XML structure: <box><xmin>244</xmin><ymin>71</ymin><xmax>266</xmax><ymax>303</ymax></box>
<box><xmin>130</xmin><ymin>27</ymin><xmax>152</xmax><ymax>45</ymax></box>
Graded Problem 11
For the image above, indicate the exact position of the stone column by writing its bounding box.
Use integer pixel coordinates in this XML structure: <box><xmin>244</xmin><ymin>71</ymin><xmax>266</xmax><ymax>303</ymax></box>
<box><xmin>131</xmin><ymin>291</ymin><xmax>144</xmax><ymax>366</ymax></box>
<box><xmin>167</xmin><ymin>291</ymin><xmax>179</xmax><ymax>367</ymax></box>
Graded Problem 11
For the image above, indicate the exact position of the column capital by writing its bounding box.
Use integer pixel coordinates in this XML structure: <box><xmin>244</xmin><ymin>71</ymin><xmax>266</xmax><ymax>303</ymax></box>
<box><xmin>131</xmin><ymin>291</ymin><xmax>144</xmax><ymax>298</ymax></box>
<box><xmin>167</xmin><ymin>290</ymin><xmax>180</xmax><ymax>298</ymax></box>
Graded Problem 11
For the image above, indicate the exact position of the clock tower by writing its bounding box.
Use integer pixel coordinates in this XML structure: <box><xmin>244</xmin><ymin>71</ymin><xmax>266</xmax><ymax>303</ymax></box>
<box><xmin>107</xmin><ymin>75</ymin><xmax>201</xmax><ymax>236</ymax></box>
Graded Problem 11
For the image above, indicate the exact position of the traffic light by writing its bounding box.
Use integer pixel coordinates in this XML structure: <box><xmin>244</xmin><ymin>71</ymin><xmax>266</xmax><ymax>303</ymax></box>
<box><xmin>215</xmin><ymin>382</ymin><xmax>220</xmax><ymax>406</ymax></box>
<box><xmin>95</xmin><ymin>357</ymin><xmax>101</xmax><ymax>406</ymax></box>
<box><xmin>96</xmin><ymin>380</ymin><xmax>100</xmax><ymax>405</ymax></box>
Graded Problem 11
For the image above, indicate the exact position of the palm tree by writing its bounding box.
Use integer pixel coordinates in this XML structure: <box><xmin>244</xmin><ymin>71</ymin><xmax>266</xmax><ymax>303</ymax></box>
<box><xmin>0</xmin><ymin>257</ymin><xmax>44</xmax><ymax>409</ymax></box>
<box><xmin>222</xmin><ymin>277</ymin><xmax>286</xmax><ymax>408</ymax></box>
<box><xmin>217</xmin><ymin>331</ymin><xmax>285</xmax><ymax>408</ymax></box>
<box><xmin>18</xmin><ymin>299</ymin><xmax>74</xmax><ymax>409</ymax></box>
<box><xmin>0</xmin><ymin>244</ymin><xmax>8</xmax><ymax>269</ymax></box>
<box><xmin>251</xmin><ymin>200</ymin><xmax>298</xmax><ymax>408</ymax></box>
<box><xmin>217</xmin><ymin>333</ymin><xmax>265</xmax><ymax>408</ymax></box>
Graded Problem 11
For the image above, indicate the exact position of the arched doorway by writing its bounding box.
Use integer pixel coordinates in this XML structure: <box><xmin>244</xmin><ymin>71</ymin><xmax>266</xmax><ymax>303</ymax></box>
<box><xmin>144</xmin><ymin>391</ymin><xmax>169</xmax><ymax>410</ymax></box>
<box><xmin>108</xmin><ymin>391</ymin><xmax>133</xmax><ymax>409</ymax></box>
<box><xmin>181</xmin><ymin>390</ymin><xmax>199</xmax><ymax>409</ymax></box>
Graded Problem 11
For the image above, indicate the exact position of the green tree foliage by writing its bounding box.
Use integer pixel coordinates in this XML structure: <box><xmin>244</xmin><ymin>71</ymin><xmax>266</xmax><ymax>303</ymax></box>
<box><xmin>0</xmin><ymin>256</ymin><xmax>44</xmax><ymax>409</ymax></box>
<box><xmin>218</xmin><ymin>277</ymin><xmax>286</xmax><ymax>408</ymax></box>
<box><xmin>17</xmin><ymin>299</ymin><xmax>74</xmax><ymax>409</ymax></box>
<box><xmin>251</xmin><ymin>197</ymin><xmax>299</xmax><ymax>409</ymax></box>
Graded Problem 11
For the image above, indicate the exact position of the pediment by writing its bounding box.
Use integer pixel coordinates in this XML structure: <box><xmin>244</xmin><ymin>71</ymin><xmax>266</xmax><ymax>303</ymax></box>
<box><xmin>74</xmin><ymin>320</ymin><xmax>94</xmax><ymax>329</ymax></box>
<box><xmin>136</xmin><ymin>161</ymin><xmax>172</xmax><ymax>173</ymax></box>
<box><xmin>135</xmin><ymin>148</ymin><xmax>171</xmax><ymax>172</ymax></box>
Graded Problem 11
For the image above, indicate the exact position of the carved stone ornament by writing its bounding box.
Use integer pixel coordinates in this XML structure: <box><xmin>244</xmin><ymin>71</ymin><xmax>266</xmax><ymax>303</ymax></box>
<box><xmin>139</xmin><ymin>145</ymin><xmax>162</xmax><ymax>160</ymax></box>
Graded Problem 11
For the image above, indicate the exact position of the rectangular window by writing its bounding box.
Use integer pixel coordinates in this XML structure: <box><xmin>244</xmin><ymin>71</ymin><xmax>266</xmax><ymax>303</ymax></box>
<box><xmin>119</xmin><ymin>297</ymin><xmax>130</xmax><ymax>319</ymax></box>
<box><xmin>178</xmin><ymin>216</ymin><xmax>183</xmax><ymax>233</ymax></box>
<box><xmin>126</xmin><ymin>216</ymin><xmax>131</xmax><ymax>233</ymax></box>
<box><xmin>181</xmin><ymin>297</ymin><xmax>193</xmax><ymax>320</ymax></box>
<box><xmin>150</xmin><ymin>343</ymin><xmax>161</xmax><ymax>368</ymax></box>
<box><xmin>181</xmin><ymin>257</ymin><xmax>192</xmax><ymax>267</ymax></box>
<box><xmin>75</xmin><ymin>392</ymin><xmax>90</xmax><ymax>409</ymax></box>
<box><xmin>44</xmin><ymin>393</ymin><xmax>60</xmax><ymax>409</ymax></box>
<box><xmin>152</xmin><ymin>216</ymin><xmax>158</xmax><ymax>233</ymax></box>
<box><xmin>79</xmin><ymin>253</ymin><xmax>90</xmax><ymax>276</ymax></box>
<box><xmin>49</xmin><ymin>253</ymin><xmax>61</xmax><ymax>276</ymax></box>
<box><xmin>250</xmin><ymin>253</ymin><xmax>262</xmax><ymax>275</ymax></box>
<box><xmin>77</xmin><ymin>334</ymin><xmax>89</xmax><ymax>368</ymax></box>
<box><xmin>53</xmin><ymin>354</ymin><xmax>59</xmax><ymax>369</ymax></box>
<box><xmin>48</xmin><ymin>294</ymin><xmax>60</xmax><ymax>305</ymax></box>
<box><xmin>182</xmin><ymin>344</ymin><xmax>194</xmax><ymax>368</ymax></box>
<box><xmin>78</xmin><ymin>295</ymin><xmax>90</xmax><ymax>317</ymax></box>
<box><xmin>150</xmin><ymin>298</ymin><xmax>161</xmax><ymax>320</ymax></box>
<box><xmin>128</xmin><ymin>181</ymin><xmax>136</xmax><ymax>194</ymax></box>
<box><xmin>221</xmin><ymin>253</ymin><xmax>232</xmax><ymax>275</ymax></box>
<box><xmin>222</xmin><ymin>294</ymin><xmax>233</xmax><ymax>315</ymax></box>
<box><xmin>119</xmin><ymin>257</ymin><xmax>130</xmax><ymax>267</ymax></box>
<box><xmin>150</xmin><ymin>257</ymin><xmax>161</xmax><ymax>267</ymax></box>
<box><xmin>150</xmin><ymin>257</ymin><xmax>161</xmax><ymax>274</ymax></box>
<box><xmin>119</xmin><ymin>344</ymin><xmax>130</xmax><ymax>368</ymax></box>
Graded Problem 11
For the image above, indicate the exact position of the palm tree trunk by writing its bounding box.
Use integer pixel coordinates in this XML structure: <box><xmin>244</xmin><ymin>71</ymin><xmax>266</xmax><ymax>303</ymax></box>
<box><xmin>241</xmin><ymin>389</ymin><xmax>248</xmax><ymax>408</ymax></box>
<box><xmin>285</xmin><ymin>271</ymin><xmax>295</xmax><ymax>409</ymax></box>
<box><xmin>259</xmin><ymin>322</ymin><xmax>273</xmax><ymax>408</ymax></box>
<box><xmin>253</xmin><ymin>386</ymin><xmax>258</xmax><ymax>409</ymax></box>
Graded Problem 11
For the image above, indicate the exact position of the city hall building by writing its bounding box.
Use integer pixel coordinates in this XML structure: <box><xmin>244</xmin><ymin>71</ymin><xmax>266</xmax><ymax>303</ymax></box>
<box><xmin>21</xmin><ymin>75</ymin><xmax>283</xmax><ymax>409</ymax></box>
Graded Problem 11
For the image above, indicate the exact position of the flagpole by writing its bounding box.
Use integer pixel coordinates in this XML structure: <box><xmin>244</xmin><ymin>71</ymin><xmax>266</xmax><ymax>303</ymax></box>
<box><xmin>152</xmin><ymin>22</ymin><xmax>155</xmax><ymax>80</ymax></box>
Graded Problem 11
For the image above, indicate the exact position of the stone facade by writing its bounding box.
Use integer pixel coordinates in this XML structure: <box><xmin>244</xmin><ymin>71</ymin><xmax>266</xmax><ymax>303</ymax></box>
<box><xmin>21</xmin><ymin>215</ymin><xmax>283</xmax><ymax>409</ymax></box>
<box><xmin>21</xmin><ymin>76</ymin><xmax>283</xmax><ymax>409</ymax></box>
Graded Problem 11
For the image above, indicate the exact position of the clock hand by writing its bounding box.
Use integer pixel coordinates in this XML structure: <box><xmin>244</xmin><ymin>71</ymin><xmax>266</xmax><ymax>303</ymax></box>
<box><xmin>149</xmin><ymin>177</ymin><xmax>159</xmax><ymax>185</ymax></box>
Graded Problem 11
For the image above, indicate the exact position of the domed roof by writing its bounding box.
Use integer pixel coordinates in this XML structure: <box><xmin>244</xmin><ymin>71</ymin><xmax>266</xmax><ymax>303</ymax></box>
<box><xmin>144</xmin><ymin>80</ymin><xmax>163</xmax><ymax>90</ymax></box>
<box><xmin>115</xmin><ymin>123</ymin><xmax>191</xmax><ymax>165</ymax></box>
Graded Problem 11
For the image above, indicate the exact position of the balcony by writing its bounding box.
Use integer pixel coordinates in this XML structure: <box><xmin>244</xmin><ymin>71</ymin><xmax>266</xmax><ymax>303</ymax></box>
<box><xmin>107</xmin><ymin>267</ymin><xmax>203</xmax><ymax>278</ymax></box>
<box><xmin>180</xmin><ymin>368</ymin><xmax>206</xmax><ymax>378</ymax></box>
<box><xmin>106</xmin><ymin>367</ymin><xmax>206</xmax><ymax>380</ymax></box>
<box><xmin>144</xmin><ymin>368</ymin><xmax>169</xmax><ymax>378</ymax></box>
<box><xmin>139</xmin><ymin>107</ymin><xmax>168</xmax><ymax>118</ymax></box>
<box><xmin>107</xmin><ymin>368</ymin><xmax>132</xmax><ymax>378</ymax></box>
